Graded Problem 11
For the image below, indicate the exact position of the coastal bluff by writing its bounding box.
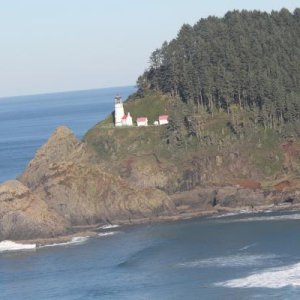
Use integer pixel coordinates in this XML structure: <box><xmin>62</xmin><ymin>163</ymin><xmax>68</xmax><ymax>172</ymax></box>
<box><xmin>1</xmin><ymin>8</ymin><xmax>300</xmax><ymax>243</ymax></box>
<box><xmin>0</xmin><ymin>124</ymin><xmax>299</xmax><ymax>242</ymax></box>
<box><xmin>14</xmin><ymin>126</ymin><xmax>175</xmax><ymax>235</ymax></box>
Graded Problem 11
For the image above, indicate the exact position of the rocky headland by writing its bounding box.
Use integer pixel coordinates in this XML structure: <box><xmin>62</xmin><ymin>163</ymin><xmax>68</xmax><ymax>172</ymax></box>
<box><xmin>2</xmin><ymin>9</ymin><xmax>300</xmax><ymax>244</ymax></box>
<box><xmin>0</xmin><ymin>124</ymin><xmax>299</xmax><ymax>244</ymax></box>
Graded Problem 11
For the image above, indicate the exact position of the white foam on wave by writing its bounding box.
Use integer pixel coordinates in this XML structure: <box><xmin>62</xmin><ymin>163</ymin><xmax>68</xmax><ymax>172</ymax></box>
<box><xmin>239</xmin><ymin>243</ymin><xmax>257</xmax><ymax>251</ymax></box>
<box><xmin>0</xmin><ymin>240</ymin><xmax>36</xmax><ymax>252</ymax></box>
<box><xmin>177</xmin><ymin>254</ymin><xmax>278</xmax><ymax>268</ymax></box>
<box><xmin>235</xmin><ymin>213</ymin><xmax>300</xmax><ymax>223</ymax></box>
<box><xmin>98</xmin><ymin>231</ymin><xmax>120</xmax><ymax>237</ymax></box>
<box><xmin>98</xmin><ymin>224</ymin><xmax>120</xmax><ymax>230</ymax></box>
<box><xmin>216</xmin><ymin>262</ymin><xmax>300</xmax><ymax>288</ymax></box>
<box><xmin>41</xmin><ymin>236</ymin><xmax>89</xmax><ymax>248</ymax></box>
<box><xmin>215</xmin><ymin>213</ymin><xmax>300</xmax><ymax>224</ymax></box>
<box><xmin>210</xmin><ymin>212</ymin><xmax>244</xmax><ymax>219</ymax></box>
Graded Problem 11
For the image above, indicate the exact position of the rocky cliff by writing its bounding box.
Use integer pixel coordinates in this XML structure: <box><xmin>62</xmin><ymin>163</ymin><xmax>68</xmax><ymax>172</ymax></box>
<box><xmin>1</xmin><ymin>122</ymin><xmax>300</xmax><ymax>242</ymax></box>
<box><xmin>18</xmin><ymin>127</ymin><xmax>175</xmax><ymax>228</ymax></box>
<box><xmin>0</xmin><ymin>180</ymin><xmax>68</xmax><ymax>240</ymax></box>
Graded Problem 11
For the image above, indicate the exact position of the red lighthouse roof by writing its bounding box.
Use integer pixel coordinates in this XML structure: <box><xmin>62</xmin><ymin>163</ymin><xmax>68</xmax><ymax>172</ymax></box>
<box><xmin>137</xmin><ymin>117</ymin><xmax>147</xmax><ymax>122</ymax></box>
<box><xmin>159</xmin><ymin>115</ymin><xmax>168</xmax><ymax>120</ymax></box>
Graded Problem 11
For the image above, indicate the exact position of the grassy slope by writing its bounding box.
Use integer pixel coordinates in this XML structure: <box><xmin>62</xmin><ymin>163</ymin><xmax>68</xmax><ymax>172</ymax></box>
<box><xmin>84</xmin><ymin>92</ymin><xmax>300</xmax><ymax>191</ymax></box>
<box><xmin>98</xmin><ymin>91</ymin><xmax>170</xmax><ymax>126</ymax></box>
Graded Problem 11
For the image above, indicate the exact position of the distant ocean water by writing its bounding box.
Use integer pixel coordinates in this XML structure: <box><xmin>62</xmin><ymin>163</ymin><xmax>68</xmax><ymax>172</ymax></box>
<box><xmin>1</xmin><ymin>87</ymin><xmax>300</xmax><ymax>299</ymax></box>
<box><xmin>0</xmin><ymin>86</ymin><xmax>135</xmax><ymax>183</ymax></box>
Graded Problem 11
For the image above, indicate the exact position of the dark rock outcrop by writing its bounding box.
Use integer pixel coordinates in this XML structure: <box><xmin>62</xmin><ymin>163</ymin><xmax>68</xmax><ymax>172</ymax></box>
<box><xmin>171</xmin><ymin>185</ymin><xmax>300</xmax><ymax>215</ymax></box>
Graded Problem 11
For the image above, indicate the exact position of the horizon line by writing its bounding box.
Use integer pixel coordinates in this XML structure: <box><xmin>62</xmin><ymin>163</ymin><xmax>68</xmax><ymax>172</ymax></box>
<box><xmin>0</xmin><ymin>84</ymin><xmax>136</xmax><ymax>100</ymax></box>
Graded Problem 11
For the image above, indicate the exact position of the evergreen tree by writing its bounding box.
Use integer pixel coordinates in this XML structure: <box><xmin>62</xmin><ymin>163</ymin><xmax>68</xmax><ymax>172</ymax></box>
<box><xmin>138</xmin><ymin>8</ymin><xmax>300</xmax><ymax>127</ymax></box>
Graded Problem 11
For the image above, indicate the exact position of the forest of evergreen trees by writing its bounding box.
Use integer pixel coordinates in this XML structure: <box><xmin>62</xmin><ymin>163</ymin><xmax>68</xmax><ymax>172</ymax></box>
<box><xmin>137</xmin><ymin>8</ymin><xmax>300</xmax><ymax>129</ymax></box>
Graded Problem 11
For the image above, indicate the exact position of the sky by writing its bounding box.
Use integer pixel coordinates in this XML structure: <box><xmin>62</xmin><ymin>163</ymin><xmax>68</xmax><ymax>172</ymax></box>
<box><xmin>0</xmin><ymin>0</ymin><xmax>299</xmax><ymax>98</ymax></box>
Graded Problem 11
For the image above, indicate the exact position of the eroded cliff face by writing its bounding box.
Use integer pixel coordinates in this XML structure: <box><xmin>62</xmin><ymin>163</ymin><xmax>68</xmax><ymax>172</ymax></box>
<box><xmin>3</xmin><ymin>125</ymin><xmax>300</xmax><ymax>242</ymax></box>
<box><xmin>18</xmin><ymin>126</ymin><xmax>175</xmax><ymax>227</ymax></box>
<box><xmin>19</xmin><ymin>126</ymin><xmax>92</xmax><ymax>189</ymax></box>
<box><xmin>25</xmin><ymin>161</ymin><xmax>174</xmax><ymax>225</ymax></box>
<box><xmin>83</xmin><ymin>125</ymin><xmax>273</xmax><ymax>194</ymax></box>
<box><xmin>83</xmin><ymin>124</ymin><xmax>300</xmax><ymax>217</ymax></box>
<box><xmin>86</xmin><ymin>145</ymin><xmax>265</xmax><ymax>195</ymax></box>
<box><xmin>0</xmin><ymin>180</ymin><xmax>68</xmax><ymax>240</ymax></box>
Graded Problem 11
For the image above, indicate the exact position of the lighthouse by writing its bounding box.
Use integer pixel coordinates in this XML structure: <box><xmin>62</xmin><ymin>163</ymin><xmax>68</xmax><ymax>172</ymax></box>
<box><xmin>114</xmin><ymin>95</ymin><xmax>133</xmax><ymax>126</ymax></box>
<box><xmin>114</xmin><ymin>95</ymin><xmax>125</xmax><ymax>126</ymax></box>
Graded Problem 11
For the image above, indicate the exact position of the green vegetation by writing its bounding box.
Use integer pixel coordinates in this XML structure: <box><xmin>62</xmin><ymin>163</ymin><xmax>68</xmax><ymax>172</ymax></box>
<box><xmin>86</xmin><ymin>126</ymin><xmax>158</xmax><ymax>157</ymax></box>
<box><xmin>85</xmin><ymin>90</ymin><xmax>289</xmax><ymax>179</ymax></box>
<box><xmin>124</xmin><ymin>91</ymin><xmax>169</xmax><ymax>124</ymax></box>
<box><xmin>85</xmin><ymin>8</ymin><xmax>300</xmax><ymax>189</ymax></box>
<box><xmin>98</xmin><ymin>91</ymin><xmax>170</xmax><ymax>127</ymax></box>
<box><xmin>137</xmin><ymin>8</ymin><xmax>300</xmax><ymax>131</ymax></box>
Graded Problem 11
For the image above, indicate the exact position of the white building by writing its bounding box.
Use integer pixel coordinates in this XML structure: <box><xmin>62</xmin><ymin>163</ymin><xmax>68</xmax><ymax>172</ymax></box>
<box><xmin>137</xmin><ymin>117</ymin><xmax>148</xmax><ymax>127</ymax></box>
<box><xmin>114</xmin><ymin>95</ymin><xmax>125</xmax><ymax>127</ymax></box>
<box><xmin>121</xmin><ymin>112</ymin><xmax>133</xmax><ymax>126</ymax></box>
<box><xmin>159</xmin><ymin>115</ymin><xmax>169</xmax><ymax>125</ymax></box>
<box><xmin>114</xmin><ymin>95</ymin><xmax>133</xmax><ymax>127</ymax></box>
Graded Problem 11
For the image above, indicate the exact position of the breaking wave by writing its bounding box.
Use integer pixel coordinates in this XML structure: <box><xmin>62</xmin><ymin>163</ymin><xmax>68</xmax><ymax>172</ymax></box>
<box><xmin>216</xmin><ymin>262</ymin><xmax>300</xmax><ymax>288</ymax></box>
<box><xmin>40</xmin><ymin>236</ymin><xmax>89</xmax><ymax>248</ymax></box>
<box><xmin>239</xmin><ymin>243</ymin><xmax>257</xmax><ymax>251</ymax></box>
<box><xmin>215</xmin><ymin>213</ymin><xmax>300</xmax><ymax>223</ymax></box>
<box><xmin>0</xmin><ymin>240</ymin><xmax>36</xmax><ymax>252</ymax></box>
<box><xmin>41</xmin><ymin>231</ymin><xmax>121</xmax><ymax>248</ymax></box>
<box><xmin>177</xmin><ymin>254</ymin><xmax>279</xmax><ymax>268</ymax></box>
<box><xmin>210</xmin><ymin>212</ymin><xmax>247</xmax><ymax>219</ymax></box>
<box><xmin>98</xmin><ymin>231</ymin><xmax>120</xmax><ymax>237</ymax></box>
<box><xmin>238</xmin><ymin>213</ymin><xmax>300</xmax><ymax>222</ymax></box>
<box><xmin>98</xmin><ymin>224</ymin><xmax>120</xmax><ymax>230</ymax></box>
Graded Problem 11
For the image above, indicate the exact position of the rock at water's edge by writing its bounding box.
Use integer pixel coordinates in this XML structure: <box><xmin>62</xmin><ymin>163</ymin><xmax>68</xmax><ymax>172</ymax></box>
<box><xmin>0</xmin><ymin>180</ymin><xmax>69</xmax><ymax>240</ymax></box>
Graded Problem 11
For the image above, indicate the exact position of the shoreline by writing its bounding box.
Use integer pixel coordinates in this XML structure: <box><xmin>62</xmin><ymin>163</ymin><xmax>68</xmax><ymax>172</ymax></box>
<box><xmin>2</xmin><ymin>201</ymin><xmax>300</xmax><ymax>250</ymax></box>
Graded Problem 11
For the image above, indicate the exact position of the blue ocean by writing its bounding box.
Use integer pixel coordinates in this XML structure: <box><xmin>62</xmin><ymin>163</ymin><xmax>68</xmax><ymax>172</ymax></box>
<box><xmin>1</xmin><ymin>87</ymin><xmax>300</xmax><ymax>299</ymax></box>
<box><xmin>0</xmin><ymin>86</ymin><xmax>135</xmax><ymax>183</ymax></box>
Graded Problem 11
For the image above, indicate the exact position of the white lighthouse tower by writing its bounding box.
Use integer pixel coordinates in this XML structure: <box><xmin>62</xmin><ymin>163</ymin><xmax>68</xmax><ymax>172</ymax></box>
<box><xmin>114</xmin><ymin>95</ymin><xmax>125</xmax><ymax>127</ymax></box>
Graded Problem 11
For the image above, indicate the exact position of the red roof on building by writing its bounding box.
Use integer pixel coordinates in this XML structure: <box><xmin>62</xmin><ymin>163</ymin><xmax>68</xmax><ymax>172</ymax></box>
<box><xmin>159</xmin><ymin>115</ymin><xmax>168</xmax><ymax>120</ymax></box>
<box><xmin>137</xmin><ymin>117</ymin><xmax>147</xmax><ymax>122</ymax></box>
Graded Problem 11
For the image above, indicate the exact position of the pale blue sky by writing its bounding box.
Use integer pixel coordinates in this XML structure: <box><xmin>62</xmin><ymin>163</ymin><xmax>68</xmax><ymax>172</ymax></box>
<box><xmin>0</xmin><ymin>0</ymin><xmax>299</xmax><ymax>97</ymax></box>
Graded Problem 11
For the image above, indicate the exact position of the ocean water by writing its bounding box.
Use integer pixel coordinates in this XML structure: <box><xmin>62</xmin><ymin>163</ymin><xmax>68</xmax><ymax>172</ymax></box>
<box><xmin>0</xmin><ymin>86</ymin><xmax>135</xmax><ymax>183</ymax></box>
<box><xmin>1</xmin><ymin>87</ymin><xmax>300</xmax><ymax>299</ymax></box>
<box><xmin>2</xmin><ymin>212</ymin><xmax>300</xmax><ymax>299</ymax></box>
